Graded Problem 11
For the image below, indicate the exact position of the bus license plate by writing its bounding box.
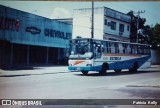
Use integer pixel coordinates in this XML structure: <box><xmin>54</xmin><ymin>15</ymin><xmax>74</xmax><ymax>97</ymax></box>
<box><xmin>77</xmin><ymin>67</ymin><xmax>80</xmax><ymax>70</ymax></box>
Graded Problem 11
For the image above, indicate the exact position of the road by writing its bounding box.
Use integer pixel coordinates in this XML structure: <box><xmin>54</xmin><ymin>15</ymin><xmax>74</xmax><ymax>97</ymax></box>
<box><xmin>0</xmin><ymin>66</ymin><xmax>160</xmax><ymax>100</ymax></box>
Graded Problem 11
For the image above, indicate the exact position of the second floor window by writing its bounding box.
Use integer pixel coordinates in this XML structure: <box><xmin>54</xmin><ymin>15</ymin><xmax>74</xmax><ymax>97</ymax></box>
<box><xmin>119</xmin><ymin>24</ymin><xmax>124</xmax><ymax>32</ymax></box>
<box><xmin>127</xmin><ymin>26</ymin><xmax>130</xmax><ymax>31</ymax></box>
<box><xmin>104</xmin><ymin>19</ymin><xmax>107</xmax><ymax>25</ymax></box>
<box><xmin>111</xmin><ymin>21</ymin><xmax>116</xmax><ymax>30</ymax></box>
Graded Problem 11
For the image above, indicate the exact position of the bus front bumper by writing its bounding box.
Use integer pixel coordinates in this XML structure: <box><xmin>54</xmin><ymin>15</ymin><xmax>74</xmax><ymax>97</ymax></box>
<box><xmin>68</xmin><ymin>66</ymin><xmax>101</xmax><ymax>71</ymax></box>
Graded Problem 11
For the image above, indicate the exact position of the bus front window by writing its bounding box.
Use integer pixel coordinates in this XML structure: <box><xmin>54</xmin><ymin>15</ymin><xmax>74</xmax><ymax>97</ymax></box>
<box><xmin>70</xmin><ymin>40</ymin><xmax>93</xmax><ymax>59</ymax></box>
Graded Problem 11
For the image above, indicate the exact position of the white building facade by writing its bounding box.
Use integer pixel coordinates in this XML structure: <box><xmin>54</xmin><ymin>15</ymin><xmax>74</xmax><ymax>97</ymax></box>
<box><xmin>73</xmin><ymin>7</ymin><xmax>131</xmax><ymax>42</ymax></box>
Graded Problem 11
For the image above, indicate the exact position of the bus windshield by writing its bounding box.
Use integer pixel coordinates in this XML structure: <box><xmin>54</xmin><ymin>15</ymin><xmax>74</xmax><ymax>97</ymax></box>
<box><xmin>69</xmin><ymin>39</ymin><xmax>93</xmax><ymax>59</ymax></box>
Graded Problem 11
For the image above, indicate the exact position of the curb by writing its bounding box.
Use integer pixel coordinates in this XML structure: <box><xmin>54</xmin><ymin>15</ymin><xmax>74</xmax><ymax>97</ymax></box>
<box><xmin>126</xmin><ymin>85</ymin><xmax>160</xmax><ymax>88</ymax></box>
<box><xmin>0</xmin><ymin>71</ymin><xmax>69</xmax><ymax>77</ymax></box>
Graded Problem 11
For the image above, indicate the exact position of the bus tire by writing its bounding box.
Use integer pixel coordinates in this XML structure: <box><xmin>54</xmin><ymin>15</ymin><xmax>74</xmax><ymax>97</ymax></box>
<box><xmin>99</xmin><ymin>63</ymin><xmax>108</xmax><ymax>75</ymax></box>
<box><xmin>129</xmin><ymin>63</ymin><xmax>138</xmax><ymax>73</ymax></box>
<box><xmin>114</xmin><ymin>69</ymin><xmax>121</xmax><ymax>73</ymax></box>
<box><xmin>82</xmin><ymin>71</ymin><xmax>88</xmax><ymax>75</ymax></box>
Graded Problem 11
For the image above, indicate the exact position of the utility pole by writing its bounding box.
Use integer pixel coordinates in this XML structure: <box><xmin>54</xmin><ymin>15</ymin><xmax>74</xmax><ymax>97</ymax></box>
<box><xmin>91</xmin><ymin>0</ymin><xmax>94</xmax><ymax>39</ymax></box>
<box><xmin>134</xmin><ymin>10</ymin><xmax>145</xmax><ymax>43</ymax></box>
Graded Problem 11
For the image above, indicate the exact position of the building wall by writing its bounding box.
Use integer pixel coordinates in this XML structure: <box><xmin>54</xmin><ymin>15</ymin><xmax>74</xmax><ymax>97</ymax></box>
<box><xmin>0</xmin><ymin>5</ymin><xmax>72</xmax><ymax>48</ymax></box>
<box><xmin>73</xmin><ymin>7</ymin><xmax>104</xmax><ymax>39</ymax></box>
<box><xmin>151</xmin><ymin>50</ymin><xmax>160</xmax><ymax>65</ymax></box>
<box><xmin>0</xmin><ymin>5</ymin><xmax>72</xmax><ymax>69</ymax></box>
<box><xmin>72</xmin><ymin>7</ymin><xmax>131</xmax><ymax>41</ymax></box>
<box><xmin>103</xmin><ymin>17</ymin><xmax>130</xmax><ymax>38</ymax></box>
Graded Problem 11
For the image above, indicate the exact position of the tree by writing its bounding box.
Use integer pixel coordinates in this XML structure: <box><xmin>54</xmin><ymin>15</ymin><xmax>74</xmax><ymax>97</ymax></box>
<box><xmin>150</xmin><ymin>24</ymin><xmax>160</xmax><ymax>49</ymax></box>
<box><xmin>127</xmin><ymin>11</ymin><xmax>137</xmax><ymax>42</ymax></box>
<box><xmin>143</xmin><ymin>24</ymin><xmax>160</xmax><ymax>49</ymax></box>
<box><xmin>127</xmin><ymin>11</ymin><xmax>146</xmax><ymax>43</ymax></box>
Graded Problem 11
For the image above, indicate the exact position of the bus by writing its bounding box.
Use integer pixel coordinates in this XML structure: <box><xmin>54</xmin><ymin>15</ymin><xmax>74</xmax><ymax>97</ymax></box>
<box><xmin>68</xmin><ymin>38</ymin><xmax>151</xmax><ymax>75</ymax></box>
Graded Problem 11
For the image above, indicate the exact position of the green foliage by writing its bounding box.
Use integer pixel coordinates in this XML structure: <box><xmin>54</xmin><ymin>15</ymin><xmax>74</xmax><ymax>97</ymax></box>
<box><xmin>127</xmin><ymin>10</ymin><xmax>159</xmax><ymax>49</ymax></box>
<box><xmin>144</xmin><ymin>23</ymin><xmax>160</xmax><ymax>49</ymax></box>
<box><xmin>127</xmin><ymin>10</ymin><xmax>146</xmax><ymax>43</ymax></box>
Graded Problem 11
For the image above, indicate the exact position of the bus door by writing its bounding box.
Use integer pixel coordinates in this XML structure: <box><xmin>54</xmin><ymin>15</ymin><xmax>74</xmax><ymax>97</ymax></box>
<box><xmin>93</xmin><ymin>41</ymin><xmax>102</xmax><ymax>59</ymax></box>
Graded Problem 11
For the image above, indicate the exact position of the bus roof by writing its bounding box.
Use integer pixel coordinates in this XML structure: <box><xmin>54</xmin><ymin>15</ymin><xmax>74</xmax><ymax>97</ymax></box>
<box><xmin>71</xmin><ymin>38</ymin><xmax>150</xmax><ymax>46</ymax></box>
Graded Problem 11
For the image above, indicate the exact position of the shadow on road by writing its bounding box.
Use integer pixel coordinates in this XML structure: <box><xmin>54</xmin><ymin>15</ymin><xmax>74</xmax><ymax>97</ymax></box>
<box><xmin>117</xmin><ymin>87</ymin><xmax>160</xmax><ymax>98</ymax></box>
<box><xmin>74</xmin><ymin>70</ymin><xmax>160</xmax><ymax>77</ymax></box>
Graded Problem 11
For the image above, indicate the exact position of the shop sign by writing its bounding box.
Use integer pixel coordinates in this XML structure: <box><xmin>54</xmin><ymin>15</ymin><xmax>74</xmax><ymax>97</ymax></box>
<box><xmin>0</xmin><ymin>17</ymin><xmax>20</xmax><ymax>31</ymax></box>
<box><xmin>25</xmin><ymin>26</ymin><xmax>41</xmax><ymax>34</ymax></box>
<box><xmin>104</xmin><ymin>8</ymin><xmax>131</xmax><ymax>23</ymax></box>
<box><xmin>44</xmin><ymin>28</ymin><xmax>71</xmax><ymax>39</ymax></box>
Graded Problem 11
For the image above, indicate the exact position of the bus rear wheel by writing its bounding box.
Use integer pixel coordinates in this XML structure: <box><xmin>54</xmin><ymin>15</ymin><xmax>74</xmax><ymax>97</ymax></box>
<box><xmin>129</xmin><ymin>63</ymin><xmax>138</xmax><ymax>73</ymax></box>
<box><xmin>81</xmin><ymin>71</ymin><xmax>88</xmax><ymax>75</ymax></box>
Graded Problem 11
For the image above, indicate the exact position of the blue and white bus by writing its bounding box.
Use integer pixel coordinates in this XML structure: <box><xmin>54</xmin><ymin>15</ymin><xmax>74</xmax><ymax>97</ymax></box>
<box><xmin>68</xmin><ymin>38</ymin><xmax>151</xmax><ymax>75</ymax></box>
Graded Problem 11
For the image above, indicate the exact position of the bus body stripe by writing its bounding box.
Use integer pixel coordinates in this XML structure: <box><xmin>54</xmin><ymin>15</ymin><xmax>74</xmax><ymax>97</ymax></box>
<box><xmin>73</xmin><ymin>60</ymin><xmax>85</xmax><ymax>66</ymax></box>
<box><xmin>68</xmin><ymin>55</ymin><xmax>151</xmax><ymax>71</ymax></box>
<box><xmin>103</xmin><ymin>54</ymin><xmax>142</xmax><ymax>57</ymax></box>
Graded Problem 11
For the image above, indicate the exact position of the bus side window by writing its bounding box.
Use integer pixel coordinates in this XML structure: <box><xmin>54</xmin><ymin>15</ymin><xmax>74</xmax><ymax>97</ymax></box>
<box><xmin>133</xmin><ymin>45</ymin><xmax>137</xmax><ymax>54</ymax></box>
<box><xmin>141</xmin><ymin>45</ymin><xmax>144</xmax><ymax>54</ymax></box>
<box><xmin>104</xmin><ymin>42</ymin><xmax>107</xmax><ymax>54</ymax></box>
<box><xmin>115</xmin><ymin>43</ymin><xmax>119</xmax><ymax>53</ymax></box>
<box><xmin>123</xmin><ymin>44</ymin><xmax>126</xmax><ymax>53</ymax></box>
<box><xmin>137</xmin><ymin>45</ymin><xmax>141</xmax><ymax>54</ymax></box>
<box><xmin>145</xmin><ymin>45</ymin><xmax>150</xmax><ymax>55</ymax></box>
<box><xmin>111</xmin><ymin>43</ymin><xmax>115</xmax><ymax>53</ymax></box>
<box><xmin>126</xmin><ymin>44</ymin><xmax>130</xmax><ymax>54</ymax></box>
<box><xmin>130</xmin><ymin>45</ymin><xmax>133</xmax><ymax>54</ymax></box>
<box><xmin>102</xmin><ymin>41</ymin><xmax>106</xmax><ymax>54</ymax></box>
<box><xmin>107</xmin><ymin>42</ymin><xmax>111</xmax><ymax>53</ymax></box>
<box><xmin>144</xmin><ymin>46</ymin><xmax>147</xmax><ymax>54</ymax></box>
<box><xmin>119</xmin><ymin>43</ymin><xmax>123</xmax><ymax>54</ymax></box>
<box><xmin>93</xmin><ymin>42</ymin><xmax>102</xmax><ymax>58</ymax></box>
<box><xmin>148</xmin><ymin>46</ymin><xmax>151</xmax><ymax>54</ymax></box>
<box><xmin>97</xmin><ymin>44</ymin><xmax>101</xmax><ymax>53</ymax></box>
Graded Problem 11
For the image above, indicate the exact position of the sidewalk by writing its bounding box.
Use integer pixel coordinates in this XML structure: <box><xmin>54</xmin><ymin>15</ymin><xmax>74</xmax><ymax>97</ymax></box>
<box><xmin>0</xmin><ymin>65</ymin><xmax>69</xmax><ymax>77</ymax></box>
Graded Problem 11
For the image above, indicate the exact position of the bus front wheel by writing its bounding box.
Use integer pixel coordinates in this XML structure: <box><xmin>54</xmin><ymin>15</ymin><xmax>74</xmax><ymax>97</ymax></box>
<box><xmin>82</xmin><ymin>71</ymin><xmax>88</xmax><ymax>75</ymax></box>
<box><xmin>99</xmin><ymin>64</ymin><xmax>108</xmax><ymax>75</ymax></box>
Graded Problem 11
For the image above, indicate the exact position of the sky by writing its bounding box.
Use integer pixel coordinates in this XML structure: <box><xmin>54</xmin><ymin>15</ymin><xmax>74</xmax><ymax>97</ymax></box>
<box><xmin>0</xmin><ymin>1</ymin><xmax>160</xmax><ymax>26</ymax></box>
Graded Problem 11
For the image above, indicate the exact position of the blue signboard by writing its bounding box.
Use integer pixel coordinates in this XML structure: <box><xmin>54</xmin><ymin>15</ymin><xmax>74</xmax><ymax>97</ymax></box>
<box><xmin>104</xmin><ymin>7</ymin><xmax>131</xmax><ymax>23</ymax></box>
<box><xmin>0</xmin><ymin>5</ymin><xmax>72</xmax><ymax>48</ymax></box>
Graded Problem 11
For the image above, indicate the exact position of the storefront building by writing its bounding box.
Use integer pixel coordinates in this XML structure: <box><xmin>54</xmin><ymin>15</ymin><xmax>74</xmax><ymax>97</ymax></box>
<box><xmin>0</xmin><ymin>5</ymin><xmax>72</xmax><ymax>69</ymax></box>
<box><xmin>73</xmin><ymin>7</ymin><xmax>131</xmax><ymax>41</ymax></box>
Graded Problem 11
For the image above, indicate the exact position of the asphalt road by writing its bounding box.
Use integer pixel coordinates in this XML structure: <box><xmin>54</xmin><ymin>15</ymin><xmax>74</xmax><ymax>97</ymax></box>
<box><xmin>0</xmin><ymin>67</ymin><xmax>160</xmax><ymax>100</ymax></box>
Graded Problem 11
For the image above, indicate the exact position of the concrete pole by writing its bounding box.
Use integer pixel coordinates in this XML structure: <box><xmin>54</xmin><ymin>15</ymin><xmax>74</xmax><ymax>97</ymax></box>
<box><xmin>2</xmin><ymin>42</ymin><xmax>5</xmax><ymax>65</ymax></box>
<box><xmin>10</xmin><ymin>43</ymin><xmax>13</xmax><ymax>65</ymax></box>
<box><xmin>46</xmin><ymin>47</ymin><xmax>49</xmax><ymax>64</ymax></box>
<box><xmin>27</xmin><ymin>45</ymin><xmax>30</xmax><ymax>65</ymax></box>
<box><xmin>91</xmin><ymin>0</ymin><xmax>94</xmax><ymax>39</ymax></box>
<box><xmin>57</xmin><ymin>48</ymin><xmax>60</xmax><ymax>64</ymax></box>
<box><xmin>136</xmin><ymin>11</ymin><xmax>140</xmax><ymax>43</ymax></box>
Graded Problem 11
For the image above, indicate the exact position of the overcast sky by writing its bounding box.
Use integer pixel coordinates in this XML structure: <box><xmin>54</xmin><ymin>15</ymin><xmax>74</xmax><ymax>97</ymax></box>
<box><xmin>0</xmin><ymin>1</ymin><xmax>160</xmax><ymax>26</ymax></box>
